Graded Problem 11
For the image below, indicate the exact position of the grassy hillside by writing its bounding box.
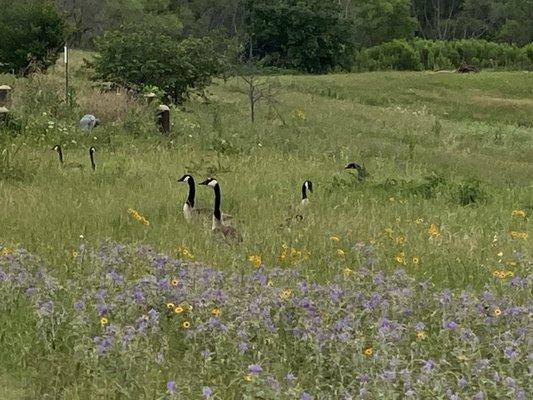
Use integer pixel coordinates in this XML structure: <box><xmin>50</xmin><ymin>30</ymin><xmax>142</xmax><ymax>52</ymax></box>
<box><xmin>0</xmin><ymin>52</ymin><xmax>531</xmax><ymax>398</ymax></box>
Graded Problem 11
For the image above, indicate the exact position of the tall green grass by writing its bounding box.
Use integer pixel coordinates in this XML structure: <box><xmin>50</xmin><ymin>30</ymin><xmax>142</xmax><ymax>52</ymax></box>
<box><xmin>1</xmin><ymin>59</ymin><xmax>531</xmax><ymax>291</ymax></box>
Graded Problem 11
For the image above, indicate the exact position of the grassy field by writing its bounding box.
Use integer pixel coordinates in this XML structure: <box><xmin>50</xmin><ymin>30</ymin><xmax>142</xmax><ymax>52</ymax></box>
<box><xmin>0</xmin><ymin>53</ymin><xmax>531</xmax><ymax>398</ymax></box>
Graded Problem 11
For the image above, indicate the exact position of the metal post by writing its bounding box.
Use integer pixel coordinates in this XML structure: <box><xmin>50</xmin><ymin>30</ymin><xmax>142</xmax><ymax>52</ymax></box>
<box><xmin>64</xmin><ymin>44</ymin><xmax>69</xmax><ymax>106</ymax></box>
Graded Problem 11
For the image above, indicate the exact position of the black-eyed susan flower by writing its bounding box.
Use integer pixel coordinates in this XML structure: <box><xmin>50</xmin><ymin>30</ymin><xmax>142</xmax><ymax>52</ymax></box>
<box><xmin>211</xmin><ymin>308</ymin><xmax>221</xmax><ymax>317</ymax></box>
<box><xmin>248</xmin><ymin>254</ymin><xmax>262</xmax><ymax>267</ymax></box>
<box><xmin>170</xmin><ymin>279</ymin><xmax>179</xmax><ymax>287</ymax></box>
<box><xmin>182</xmin><ymin>321</ymin><xmax>191</xmax><ymax>329</ymax></box>
<box><xmin>412</xmin><ymin>257</ymin><xmax>420</xmax><ymax>265</ymax></box>
<box><xmin>428</xmin><ymin>223</ymin><xmax>440</xmax><ymax>237</ymax></box>
<box><xmin>510</xmin><ymin>231</ymin><xmax>528</xmax><ymax>239</ymax></box>
<box><xmin>494</xmin><ymin>308</ymin><xmax>502</xmax><ymax>317</ymax></box>
<box><xmin>416</xmin><ymin>331</ymin><xmax>427</xmax><ymax>340</ymax></box>
<box><xmin>174</xmin><ymin>305</ymin><xmax>184</xmax><ymax>314</ymax></box>
<box><xmin>511</xmin><ymin>209</ymin><xmax>526</xmax><ymax>218</ymax></box>
<box><xmin>166</xmin><ymin>302</ymin><xmax>175</xmax><ymax>309</ymax></box>
<box><xmin>363</xmin><ymin>347</ymin><xmax>373</xmax><ymax>356</ymax></box>
<box><xmin>100</xmin><ymin>317</ymin><xmax>108</xmax><ymax>326</ymax></box>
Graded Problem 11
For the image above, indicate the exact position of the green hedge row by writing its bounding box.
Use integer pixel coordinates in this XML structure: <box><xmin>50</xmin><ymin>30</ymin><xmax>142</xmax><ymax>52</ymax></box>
<box><xmin>354</xmin><ymin>39</ymin><xmax>533</xmax><ymax>71</ymax></box>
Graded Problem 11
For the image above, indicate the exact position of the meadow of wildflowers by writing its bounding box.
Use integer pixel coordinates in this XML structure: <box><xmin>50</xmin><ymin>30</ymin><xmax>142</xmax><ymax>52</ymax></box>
<box><xmin>1</xmin><ymin>54</ymin><xmax>532</xmax><ymax>399</ymax></box>
<box><xmin>1</xmin><ymin>242</ymin><xmax>531</xmax><ymax>399</ymax></box>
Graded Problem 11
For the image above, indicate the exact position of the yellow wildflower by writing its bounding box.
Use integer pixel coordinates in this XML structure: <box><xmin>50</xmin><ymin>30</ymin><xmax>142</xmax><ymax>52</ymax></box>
<box><xmin>280</xmin><ymin>288</ymin><xmax>293</xmax><ymax>300</ymax></box>
<box><xmin>337</xmin><ymin>249</ymin><xmax>346</xmax><ymax>256</ymax></box>
<box><xmin>389</xmin><ymin>197</ymin><xmax>395</xmax><ymax>202</ymax></box>
<box><xmin>415</xmin><ymin>218</ymin><xmax>424</xmax><ymax>224</ymax></box>
<box><xmin>166</xmin><ymin>302</ymin><xmax>175</xmax><ymax>309</ymax></box>
<box><xmin>343</xmin><ymin>267</ymin><xmax>353</xmax><ymax>277</ymax></box>
<box><xmin>294</xmin><ymin>109</ymin><xmax>306</xmax><ymax>120</ymax></box>
<box><xmin>176</xmin><ymin>246</ymin><xmax>194</xmax><ymax>259</ymax></box>
<box><xmin>511</xmin><ymin>209</ymin><xmax>526</xmax><ymax>218</ymax></box>
<box><xmin>330</xmin><ymin>236</ymin><xmax>341</xmax><ymax>242</ymax></box>
<box><xmin>494</xmin><ymin>308</ymin><xmax>502</xmax><ymax>317</ymax></box>
<box><xmin>395</xmin><ymin>235</ymin><xmax>406</xmax><ymax>245</ymax></box>
<box><xmin>510</xmin><ymin>231</ymin><xmax>528</xmax><ymax>239</ymax></box>
<box><xmin>71</xmin><ymin>250</ymin><xmax>79</xmax><ymax>258</ymax></box>
<box><xmin>182</xmin><ymin>321</ymin><xmax>191</xmax><ymax>329</ymax></box>
<box><xmin>211</xmin><ymin>308</ymin><xmax>221</xmax><ymax>317</ymax></box>
<box><xmin>170</xmin><ymin>279</ymin><xmax>179</xmax><ymax>287</ymax></box>
<box><xmin>395</xmin><ymin>252</ymin><xmax>405</xmax><ymax>264</ymax></box>
<box><xmin>428</xmin><ymin>223</ymin><xmax>440</xmax><ymax>237</ymax></box>
<box><xmin>416</xmin><ymin>331</ymin><xmax>427</xmax><ymax>340</ymax></box>
<box><xmin>267</xmin><ymin>280</ymin><xmax>273</xmax><ymax>287</ymax></box>
<box><xmin>127</xmin><ymin>208</ymin><xmax>150</xmax><ymax>226</ymax></box>
<box><xmin>244</xmin><ymin>374</ymin><xmax>254</xmax><ymax>382</ymax></box>
<box><xmin>186</xmin><ymin>304</ymin><xmax>193</xmax><ymax>311</ymax></box>
<box><xmin>412</xmin><ymin>257</ymin><xmax>419</xmax><ymax>265</ymax></box>
<box><xmin>248</xmin><ymin>254</ymin><xmax>262</xmax><ymax>267</ymax></box>
<box><xmin>174</xmin><ymin>305</ymin><xmax>184</xmax><ymax>314</ymax></box>
<box><xmin>100</xmin><ymin>317</ymin><xmax>108</xmax><ymax>326</ymax></box>
<box><xmin>1</xmin><ymin>247</ymin><xmax>15</xmax><ymax>256</ymax></box>
<box><xmin>384</xmin><ymin>228</ymin><xmax>394</xmax><ymax>236</ymax></box>
<box><xmin>363</xmin><ymin>347</ymin><xmax>373</xmax><ymax>356</ymax></box>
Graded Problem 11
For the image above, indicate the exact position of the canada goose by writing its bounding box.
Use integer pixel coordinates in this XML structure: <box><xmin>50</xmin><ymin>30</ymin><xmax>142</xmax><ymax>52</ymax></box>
<box><xmin>53</xmin><ymin>144</ymin><xmax>83</xmax><ymax>169</ymax></box>
<box><xmin>199</xmin><ymin>178</ymin><xmax>241</xmax><ymax>241</ymax></box>
<box><xmin>89</xmin><ymin>147</ymin><xmax>96</xmax><ymax>171</ymax></box>
<box><xmin>178</xmin><ymin>174</ymin><xmax>233</xmax><ymax>221</ymax></box>
<box><xmin>345</xmin><ymin>162</ymin><xmax>369</xmax><ymax>181</ymax></box>
<box><xmin>301</xmin><ymin>180</ymin><xmax>313</xmax><ymax>206</ymax></box>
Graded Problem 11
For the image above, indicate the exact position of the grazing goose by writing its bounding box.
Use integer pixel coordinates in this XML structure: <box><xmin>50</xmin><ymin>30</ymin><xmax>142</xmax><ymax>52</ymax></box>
<box><xmin>178</xmin><ymin>174</ymin><xmax>233</xmax><ymax>221</ymax></box>
<box><xmin>53</xmin><ymin>144</ymin><xmax>83</xmax><ymax>169</ymax></box>
<box><xmin>199</xmin><ymin>178</ymin><xmax>241</xmax><ymax>241</ymax></box>
<box><xmin>345</xmin><ymin>162</ymin><xmax>369</xmax><ymax>181</ymax></box>
<box><xmin>89</xmin><ymin>147</ymin><xmax>96</xmax><ymax>171</ymax></box>
<box><xmin>301</xmin><ymin>180</ymin><xmax>313</xmax><ymax>206</ymax></box>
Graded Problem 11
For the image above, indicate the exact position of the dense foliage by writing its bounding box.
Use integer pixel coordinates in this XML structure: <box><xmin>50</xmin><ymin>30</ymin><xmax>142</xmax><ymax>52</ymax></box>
<box><xmin>0</xmin><ymin>0</ymin><xmax>65</xmax><ymax>76</ymax></box>
<box><xmin>355</xmin><ymin>39</ymin><xmax>533</xmax><ymax>71</ymax></box>
<box><xmin>92</xmin><ymin>30</ymin><xmax>222</xmax><ymax>102</ymax></box>
<box><xmin>245</xmin><ymin>0</ymin><xmax>356</xmax><ymax>73</ymax></box>
<box><xmin>54</xmin><ymin>1</ymin><xmax>533</xmax><ymax>73</ymax></box>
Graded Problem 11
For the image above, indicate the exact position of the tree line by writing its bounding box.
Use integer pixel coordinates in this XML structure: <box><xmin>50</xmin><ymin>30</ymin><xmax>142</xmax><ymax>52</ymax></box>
<box><xmin>57</xmin><ymin>0</ymin><xmax>532</xmax><ymax>48</ymax></box>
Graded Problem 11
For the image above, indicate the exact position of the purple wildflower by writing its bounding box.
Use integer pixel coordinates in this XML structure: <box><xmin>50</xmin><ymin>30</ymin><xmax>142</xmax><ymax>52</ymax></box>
<box><xmin>285</xmin><ymin>372</ymin><xmax>296</xmax><ymax>382</ymax></box>
<box><xmin>443</xmin><ymin>320</ymin><xmax>457</xmax><ymax>330</ymax></box>
<box><xmin>458</xmin><ymin>376</ymin><xmax>467</xmax><ymax>388</ymax></box>
<box><xmin>201</xmin><ymin>386</ymin><xmax>213</xmax><ymax>398</ymax></box>
<box><xmin>504</xmin><ymin>346</ymin><xmax>518</xmax><ymax>359</ymax></box>
<box><xmin>73</xmin><ymin>300</ymin><xmax>85</xmax><ymax>311</ymax></box>
<box><xmin>166</xmin><ymin>380</ymin><xmax>177</xmax><ymax>395</ymax></box>
<box><xmin>300</xmin><ymin>392</ymin><xmax>312</xmax><ymax>400</ymax></box>
<box><xmin>472</xmin><ymin>391</ymin><xmax>485</xmax><ymax>400</ymax></box>
<box><xmin>248</xmin><ymin>364</ymin><xmax>262</xmax><ymax>375</ymax></box>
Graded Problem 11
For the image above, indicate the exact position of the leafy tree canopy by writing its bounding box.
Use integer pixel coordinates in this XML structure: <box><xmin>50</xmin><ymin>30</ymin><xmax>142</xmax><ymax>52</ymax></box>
<box><xmin>0</xmin><ymin>0</ymin><xmax>66</xmax><ymax>75</ymax></box>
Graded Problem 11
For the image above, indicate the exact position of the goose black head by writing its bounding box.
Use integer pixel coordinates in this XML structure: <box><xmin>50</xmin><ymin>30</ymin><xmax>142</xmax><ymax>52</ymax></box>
<box><xmin>345</xmin><ymin>162</ymin><xmax>361</xmax><ymax>170</ymax></box>
<box><xmin>52</xmin><ymin>144</ymin><xmax>61</xmax><ymax>152</ymax></box>
<box><xmin>178</xmin><ymin>174</ymin><xmax>193</xmax><ymax>183</ymax></box>
<box><xmin>303</xmin><ymin>180</ymin><xmax>313</xmax><ymax>193</ymax></box>
<box><xmin>199</xmin><ymin>177</ymin><xmax>218</xmax><ymax>187</ymax></box>
<box><xmin>89</xmin><ymin>146</ymin><xmax>96</xmax><ymax>154</ymax></box>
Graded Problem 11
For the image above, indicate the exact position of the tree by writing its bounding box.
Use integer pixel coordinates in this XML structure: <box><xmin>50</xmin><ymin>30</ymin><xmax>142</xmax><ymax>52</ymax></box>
<box><xmin>91</xmin><ymin>28</ymin><xmax>223</xmax><ymax>103</ymax></box>
<box><xmin>349</xmin><ymin>0</ymin><xmax>417</xmax><ymax>47</ymax></box>
<box><xmin>245</xmin><ymin>0</ymin><xmax>356</xmax><ymax>73</ymax></box>
<box><xmin>0</xmin><ymin>0</ymin><xmax>65</xmax><ymax>75</ymax></box>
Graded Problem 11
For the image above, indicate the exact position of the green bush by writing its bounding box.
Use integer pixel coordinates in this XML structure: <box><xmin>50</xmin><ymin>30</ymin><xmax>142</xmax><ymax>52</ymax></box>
<box><xmin>92</xmin><ymin>29</ymin><xmax>223</xmax><ymax>103</ymax></box>
<box><xmin>355</xmin><ymin>39</ymin><xmax>533</xmax><ymax>71</ymax></box>
<box><xmin>0</xmin><ymin>0</ymin><xmax>65</xmax><ymax>76</ymax></box>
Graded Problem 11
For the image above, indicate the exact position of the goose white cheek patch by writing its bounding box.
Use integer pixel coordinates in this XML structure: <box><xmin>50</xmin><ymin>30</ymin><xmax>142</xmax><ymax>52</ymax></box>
<box><xmin>208</xmin><ymin>180</ymin><xmax>218</xmax><ymax>187</ymax></box>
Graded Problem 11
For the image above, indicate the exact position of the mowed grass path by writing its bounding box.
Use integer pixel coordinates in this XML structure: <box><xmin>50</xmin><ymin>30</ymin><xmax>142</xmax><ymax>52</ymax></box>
<box><xmin>1</xmin><ymin>67</ymin><xmax>531</xmax><ymax>291</ymax></box>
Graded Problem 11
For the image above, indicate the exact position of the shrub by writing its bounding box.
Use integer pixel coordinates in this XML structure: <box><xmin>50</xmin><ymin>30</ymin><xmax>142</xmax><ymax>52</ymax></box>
<box><xmin>355</xmin><ymin>39</ymin><xmax>533</xmax><ymax>71</ymax></box>
<box><xmin>0</xmin><ymin>0</ymin><xmax>65</xmax><ymax>76</ymax></box>
<box><xmin>91</xmin><ymin>30</ymin><xmax>223</xmax><ymax>103</ymax></box>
